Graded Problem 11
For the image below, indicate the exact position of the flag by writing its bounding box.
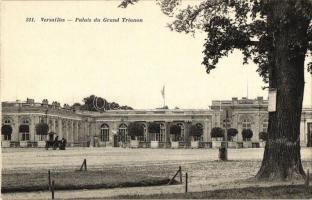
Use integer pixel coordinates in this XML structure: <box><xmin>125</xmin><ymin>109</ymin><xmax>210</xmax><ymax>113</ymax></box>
<box><xmin>161</xmin><ymin>85</ymin><xmax>165</xmax><ymax>98</ymax></box>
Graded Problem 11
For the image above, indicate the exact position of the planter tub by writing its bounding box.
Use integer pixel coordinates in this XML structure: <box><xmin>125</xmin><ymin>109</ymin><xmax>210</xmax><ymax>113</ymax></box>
<box><xmin>37</xmin><ymin>141</ymin><xmax>46</xmax><ymax>148</ymax></box>
<box><xmin>150</xmin><ymin>141</ymin><xmax>159</xmax><ymax>148</ymax></box>
<box><xmin>130</xmin><ymin>140</ymin><xmax>139</xmax><ymax>148</ymax></box>
<box><xmin>243</xmin><ymin>141</ymin><xmax>252</xmax><ymax>148</ymax></box>
<box><xmin>191</xmin><ymin>141</ymin><xmax>199</xmax><ymax>148</ymax></box>
<box><xmin>212</xmin><ymin>141</ymin><xmax>222</xmax><ymax>148</ymax></box>
<box><xmin>259</xmin><ymin>141</ymin><xmax>266</xmax><ymax>148</ymax></box>
<box><xmin>1</xmin><ymin>141</ymin><xmax>11</xmax><ymax>148</ymax></box>
<box><xmin>171</xmin><ymin>141</ymin><xmax>179</xmax><ymax>149</ymax></box>
<box><xmin>19</xmin><ymin>141</ymin><xmax>29</xmax><ymax>148</ymax></box>
<box><xmin>227</xmin><ymin>141</ymin><xmax>237</xmax><ymax>148</ymax></box>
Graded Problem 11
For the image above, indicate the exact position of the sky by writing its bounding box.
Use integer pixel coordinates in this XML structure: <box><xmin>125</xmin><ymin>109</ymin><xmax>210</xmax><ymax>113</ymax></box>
<box><xmin>1</xmin><ymin>1</ymin><xmax>311</xmax><ymax>109</ymax></box>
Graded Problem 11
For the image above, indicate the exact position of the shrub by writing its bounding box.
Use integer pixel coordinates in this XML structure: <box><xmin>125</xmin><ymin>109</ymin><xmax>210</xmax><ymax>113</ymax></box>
<box><xmin>242</xmin><ymin>129</ymin><xmax>253</xmax><ymax>141</ymax></box>
<box><xmin>259</xmin><ymin>131</ymin><xmax>268</xmax><ymax>141</ymax></box>
<box><xmin>148</xmin><ymin>122</ymin><xmax>160</xmax><ymax>133</ymax></box>
<box><xmin>189</xmin><ymin>124</ymin><xmax>203</xmax><ymax>136</ymax></box>
<box><xmin>211</xmin><ymin>127</ymin><xmax>224</xmax><ymax>138</ymax></box>
<box><xmin>169</xmin><ymin>124</ymin><xmax>181</xmax><ymax>135</ymax></box>
<box><xmin>128</xmin><ymin>122</ymin><xmax>144</xmax><ymax>139</ymax></box>
<box><xmin>1</xmin><ymin>125</ymin><xmax>12</xmax><ymax>135</ymax></box>
<box><xmin>227</xmin><ymin>128</ymin><xmax>238</xmax><ymax>141</ymax></box>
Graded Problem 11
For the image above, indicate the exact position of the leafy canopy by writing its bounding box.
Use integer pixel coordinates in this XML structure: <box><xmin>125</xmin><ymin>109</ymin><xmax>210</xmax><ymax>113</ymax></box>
<box><xmin>128</xmin><ymin>122</ymin><xmax>145</xmax><ymax>137</ymax></box>
<box><xmin>169</xmin><ymin>124</ymin><xmax>181</xmax><ymax>135</ymax></box>
<box><xmin>35</xmin><ymin>122</ymin><xmax>49</xmax><ymax>135</ymax></box>
<box><xmin>119</xmin><ymin>0</ymin><xmax>312</xmax><ymax>83</ymax></box>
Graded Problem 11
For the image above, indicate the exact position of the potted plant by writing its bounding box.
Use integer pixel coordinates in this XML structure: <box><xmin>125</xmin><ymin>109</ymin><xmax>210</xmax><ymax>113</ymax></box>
<box><xmin>227</xmin><ymin>128</ymin><xmax>238</xmax><ymax>148</ymax></box>
<box><xmin>128</xmin><ymin>122</ymin><xmax>144</xmax><ymax>148</ymax></box>
<box><xmin>189</xmin><ymin>124</ymin><xmax>203</xmax><ymax>148</ymax></box>
<box><xmin>169</xmin><ymin>124</ymin><xmax>181</xmax><ymax>148</ymax></box>
<box><xmin>211</xmin><ymin>127</ymin><xmax>224</xmax><ymax>148</ymax></box>
<box><xmin>35</xmin><ymin>122</ymin><xmax>49</xmax><ymax>147</ymax></box>
<box><xmin>1</xmin><ymin>125</ymin><xmax>12</xmax><ymax>147</ymax></box>
<box><xmin>259</xmin><ymin>131</ymin><xmax>267</xmax><ymax>148</ymax></box>
<box><xmin>148</xmin><ymin>122</ymin><xmax>160</xmax><ymax>148</ymax></box>
<box><xmin>242</xmin><ymin>129</ymin><xmax>253</xmax><ymax>148</ymax></box>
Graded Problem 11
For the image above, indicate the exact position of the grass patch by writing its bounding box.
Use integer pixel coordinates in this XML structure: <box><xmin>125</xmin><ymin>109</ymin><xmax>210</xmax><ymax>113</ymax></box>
<box><xmin>111</xmin><ymin>185</ymin><xmax>312</xmax><ymax>199</ymax></box>
<box><xmin>1</xmin><ymin>170</ymin><xmax>172</xmax><ymax>193</ymax></box>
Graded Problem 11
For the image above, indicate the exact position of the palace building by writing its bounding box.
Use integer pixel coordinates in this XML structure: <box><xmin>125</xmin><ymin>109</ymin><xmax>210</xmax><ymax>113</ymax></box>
<box><xmin>1</xmin><ymin>97</ymin><xmax>312</xmax><ymax>148</ymax></box>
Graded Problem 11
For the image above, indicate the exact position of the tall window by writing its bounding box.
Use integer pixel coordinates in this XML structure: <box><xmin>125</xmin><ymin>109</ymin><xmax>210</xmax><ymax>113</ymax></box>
<box><xmin>242</xmin><ymin>118</ymin><xmax>251</xmax><ymax>129</ymax></box>
<box><xmin>19</xmin><ymin>119</ymin><xmax>30</xmax><ymax>141</ymax></box>
<box><xmin>100</xmin><ymin>124</ymin><xmax>109</xmax><ymax>142</ymax></box>
<box><xmin>118</xmin><ymin>123</ymin><xmax>128</xmax><ymax>143</ymax></box>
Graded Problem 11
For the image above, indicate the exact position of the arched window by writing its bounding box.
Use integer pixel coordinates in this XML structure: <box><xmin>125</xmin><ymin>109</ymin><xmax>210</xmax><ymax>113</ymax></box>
<box><xmin>242</xmin><ymin>118</ymin><xmax>251</xmax><ymax>129</ymax></box>
<box><xmin>100</xmin><ymin>124</ymin><xmax>109</xmax><ymax>142</ymax></box>
<box><xmin>118</xmin><ymin>123</ymin><xmax>128</xmax><ymax>143</ymax></box>
<box><xmin>19</xmin><ymin>119</ymin><xmax>30</xmax><ymax>141</ymax></box>
<box><xmin>4</xmin><ymin>119</ymin><xmax>11</xmax><ymax>124</ymax></box>
<box><xmin>195</xmin><ymin>123</ymin><xmax>204</xmax><ymax>141</ymax></box>
<box><xmin>177</xmin><ymin>123</ymin><xmax>184</xmax><ymax>142</ymax></box>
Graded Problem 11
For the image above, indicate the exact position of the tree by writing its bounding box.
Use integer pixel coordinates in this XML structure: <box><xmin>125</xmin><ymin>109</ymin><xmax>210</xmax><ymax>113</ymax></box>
<box><xmin>148</xmin><ymin>122</ymin><xmax>161</xmax><ymax>133</ymax></box>
<box><xmin>76</xmin><ymin>95</ymin><xmax>133</xmax><ymax>111</ymax></box>
<box><xmin>35</xmin><ymin>122</ymin><xmax>49</xmax><ymax>136</ymax></box>
<box><xmin>119</xmin><ymin>0</ymin><xmax>312</xmax><ymax>180</ymax></box>
<box><xmin>1</xmin><ymin>125</ymin><xmax>12</xmax><ymax>135</ymax></box>
<box><xmin>259</xmin><ymin>131</ymin><xmax>268</xmax><ymax>141</ymax></box>
<box><xmin>210</xmin><ymin>127</ymin><xmax>224</xmax><ymax>138</ymax></box>
<box><xmin>2</xmin><ymin>125</ymin><xmax>12</xmax><ymax>140</ymax></box>
<box><xmin>189</xmin><ymin>124</ymin><xmax>203</xmax><ymax>141</ymax></box>
<box><xmin>242</xmin><ymin>129</ymin><xmax>253</xmax><ymax>141</ymax></box>
<box><xmin>128</xmin><ymin>122</ymin><xmax>144</xmax><ymax>140</ymax></box>
<box><xmin>227</xmin><ymin>128</ymin><xmax>238</xmax><ymax>141</ymax></box>
<box><xmin>169</xmin><ymin>124</ymin><xmax>181</xmax><ymax>141</ymax></box>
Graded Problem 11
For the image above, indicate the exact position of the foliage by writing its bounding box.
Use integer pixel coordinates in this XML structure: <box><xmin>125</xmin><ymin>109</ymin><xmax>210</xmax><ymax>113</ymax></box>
<box><xmin>242</xmin><ymin>129</ymin><xmax>253</xmax><ymax>141</ymax></box>
<box><xmin>148</xmin><ymin>122</ymin><xmax>160</xmax><ymax>133</ymax></box>
<box><xmin>35</xmin><ymin>122</ymin><xmax>49</xmax><ymax>135</ymax></box>
<box><xmin>128</xmin><ymin>122</ymin><xmax>144</xmax><ymax>138</ymax></box>
<box><xmin>210</xmin><ymin>127</ymin><xmax>224</xmax><ymax>138</ymax></box>
<box><xmin>169</xmin><ymin>124</ymin><xmax>181</xmax><ymax>135</ymax></box>
<box><xmin>74</xmin><ymin>95</ymin><xmax>133</xmax><ymax>111</ymax></box>
<box><xmin>227</xmin><ymin>128</ymin><xmax>238</xmax><ymax>138</ymax></box>
<box><xmin>1</xmin><ymin>125</ymin><xmax>12</xmax><ymax>135</ymax></box>
<box><xmin>259</xmin><ymin>131</ymin><xmax>267</xmax><ymax>141</ymax></box>
<box><xmin>189</xmin><ymin>124</ymin><xmax>203</xmax><ymax>136</ymax></box>
<box><xmin>119</xmin><ymin>0</ymin><xmax>312</xmax><ymax>83</ymax></box>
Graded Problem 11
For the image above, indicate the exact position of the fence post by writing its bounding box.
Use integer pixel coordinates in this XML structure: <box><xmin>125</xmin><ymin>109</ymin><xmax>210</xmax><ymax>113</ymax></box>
<box><xmin>48</xmin><ymin>170</ymin><xmax>51</xmax><ymax>191</ymax></box>
<box><xmin>179</xmin><ymin>166</ymin><xmax>182</xmax><ymax>183</ymax></box>
<box><xmin>84</xmin><ymin>159</ymin><xmax>87</xmax><ymax>171</ymax></box>
<box><xmin>51</xmin><ymin>180</ymin><xmax>55</xmax><ymax>199</ymax></box>
<box><xmin>185</xmin><ymin>172</ymin><xmax>188</xmax><ymax>193</ymax></box>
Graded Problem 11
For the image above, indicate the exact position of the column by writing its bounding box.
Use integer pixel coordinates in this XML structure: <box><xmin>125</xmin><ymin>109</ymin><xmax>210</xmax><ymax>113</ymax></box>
<box><xmin>29</xmin><ymin>115</ymin><xmax>36</xmax><ymax>142</ymax></box>
<box><xmin>204</xmin><ymin>118</ymin><xmax>210</xmax><ymax>142</ymax></box>
<box><xmin>13</xmin><ymin>116</ymin><xmax>19</xmax><ymax>142</ymax></box>
<box><xmin>58</xmin><ymin>118</ymin><xmax>63</xmax><ymax>139</ymax></box>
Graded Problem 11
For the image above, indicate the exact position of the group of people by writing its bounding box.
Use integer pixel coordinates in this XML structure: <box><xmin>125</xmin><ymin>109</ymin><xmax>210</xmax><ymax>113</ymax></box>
<box><xmin>45</xmin><ymin>136</ymin><xmax>67</xmax><ymax>150</ymax></box>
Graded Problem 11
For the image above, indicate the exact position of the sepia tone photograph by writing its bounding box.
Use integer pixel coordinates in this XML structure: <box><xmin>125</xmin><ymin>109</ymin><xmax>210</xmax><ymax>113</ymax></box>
<box><xmin>1</xmin><ymin>0</ymin><xmax>312</xmax><ymax>199</ymax></box>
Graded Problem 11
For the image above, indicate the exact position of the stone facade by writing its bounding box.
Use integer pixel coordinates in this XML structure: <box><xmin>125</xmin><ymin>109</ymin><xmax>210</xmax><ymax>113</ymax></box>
<box><xmin>1</xmin><ymin>97</ymin><xmax>311</xmax><ymax>147</ymax></box>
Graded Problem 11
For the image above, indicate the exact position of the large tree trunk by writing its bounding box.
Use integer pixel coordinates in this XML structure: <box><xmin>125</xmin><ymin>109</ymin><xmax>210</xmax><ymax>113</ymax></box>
<box><xmin>256</xmin><ymin>1</ymin><xmax>310</xmax><ymax>181</ymax></box>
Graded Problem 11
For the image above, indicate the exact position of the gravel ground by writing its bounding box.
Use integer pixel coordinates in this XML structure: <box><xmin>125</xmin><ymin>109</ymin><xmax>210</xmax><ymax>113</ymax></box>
<box><xmin>2</xmin><ymin>147</ymin><xmax>312</xmax><ymax>200</ymax></box>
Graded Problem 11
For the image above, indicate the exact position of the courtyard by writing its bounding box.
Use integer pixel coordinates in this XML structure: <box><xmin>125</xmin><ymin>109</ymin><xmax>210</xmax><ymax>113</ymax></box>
<box><xmin>2</xmin><ymin>147</ymin><xmax>312</xmax><ymax>199</ymax></box>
